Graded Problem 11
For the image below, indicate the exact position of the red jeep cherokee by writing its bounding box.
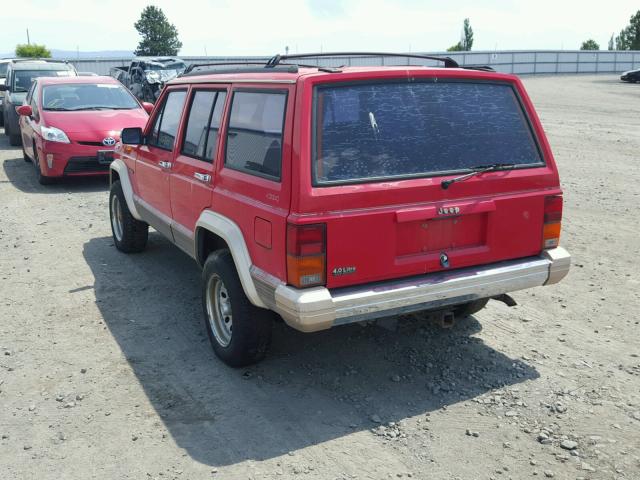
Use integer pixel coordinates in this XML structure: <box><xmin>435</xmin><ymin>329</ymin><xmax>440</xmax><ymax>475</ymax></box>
<box><xmin>109</xmin><ymin>53</ymin><xmax>571</xmax><ymax>367</ymax></box>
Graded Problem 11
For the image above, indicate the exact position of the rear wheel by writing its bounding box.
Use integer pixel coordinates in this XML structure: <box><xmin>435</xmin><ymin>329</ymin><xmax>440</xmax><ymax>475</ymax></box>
<box><xmin>202</xmin><ymin>250</ymin><xmax>273</xmax><ymax>367</ymax></box>
<box><xmin>109</xmin><ymin>180</ymin><xmax>148</xmax><ymax>253</ymax></box>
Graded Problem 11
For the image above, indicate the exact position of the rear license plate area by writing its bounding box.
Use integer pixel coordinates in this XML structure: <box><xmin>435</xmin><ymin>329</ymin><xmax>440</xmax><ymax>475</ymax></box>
<box><xmin>396</xmin><ymin>213</ymin><xmax>487</xmax><ymax>258</ymax></box>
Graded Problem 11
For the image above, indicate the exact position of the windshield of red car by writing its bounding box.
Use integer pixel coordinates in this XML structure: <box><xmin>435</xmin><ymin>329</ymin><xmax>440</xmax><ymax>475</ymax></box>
<box><xmin>42</xmin><ymin>83</ymin><xmax>140</xmax><ymax>111</ymax></box>
<box><xmin>313</xmin><ymin>80</ymin><xmax>544</xmax><ymax>185</ymax></box>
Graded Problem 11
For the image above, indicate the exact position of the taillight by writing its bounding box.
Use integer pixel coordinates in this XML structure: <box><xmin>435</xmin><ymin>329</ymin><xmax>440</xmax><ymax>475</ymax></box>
<box><xmin>287</xmin><ymin>223</ymin><xmax>326</xmax><ymax>288</ymax></box>
<box><xmin>542</xmin><ymin>195</ymin><xmax>563</xmax><ymax>249</ymax></box>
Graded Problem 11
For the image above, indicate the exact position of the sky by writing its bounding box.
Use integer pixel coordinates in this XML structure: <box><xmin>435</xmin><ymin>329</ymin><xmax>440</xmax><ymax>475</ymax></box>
<box><xmin>0</xmin><ymin>0</ymin><xmax>638</xmax><ymax>56</ymax></box>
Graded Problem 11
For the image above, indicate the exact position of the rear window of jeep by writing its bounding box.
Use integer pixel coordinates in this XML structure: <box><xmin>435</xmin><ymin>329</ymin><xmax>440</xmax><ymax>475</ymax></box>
<box><xmin>313</xmin><ymin>81</ymin><xmax>543</xmax><ymax>185</ymax></box>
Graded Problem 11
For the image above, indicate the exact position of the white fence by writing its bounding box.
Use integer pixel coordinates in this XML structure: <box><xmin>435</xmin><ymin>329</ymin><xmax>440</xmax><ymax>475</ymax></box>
<box><xmin>67</xmin><ymin>50</ymin><xmax>640</xmax><ymax>76</ymax></box>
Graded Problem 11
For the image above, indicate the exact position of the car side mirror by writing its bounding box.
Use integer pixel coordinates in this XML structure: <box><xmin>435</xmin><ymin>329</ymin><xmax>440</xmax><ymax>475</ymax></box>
<box><xmin>141</xmin><ymin>102</ymin><xmax>154</xmax><ymax>114</ymax></box>
<box><xmin>16</xmin><ymin>105</ymin><xmax>33</xmax><ymax>117</ymax></box>
<box><xmin>121</xmin><ymin>127</ymin><xmax>143</xmax><ymax>145</ymax></box>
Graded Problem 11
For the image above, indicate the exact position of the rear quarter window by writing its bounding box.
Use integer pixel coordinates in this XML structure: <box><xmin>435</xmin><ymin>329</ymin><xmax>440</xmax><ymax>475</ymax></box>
<box><xmin>313</xmin><ymin>81</ymin><xmax>543</xmax><ymax>185</ymax></box>
<box><xmin>225</xmin><ymin>91</ymin><xmax>287</xmax><ymax>181</ymax></box>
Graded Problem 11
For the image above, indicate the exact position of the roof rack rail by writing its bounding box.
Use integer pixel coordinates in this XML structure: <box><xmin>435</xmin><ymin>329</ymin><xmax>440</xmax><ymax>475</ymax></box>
<box><xmin>462</xmin><ymin>65</ymin><xmax>495</xmax><ymax>72</ymax></box>
<box><xmin>182</xmin><ymin>61</ymin><xmax>341</xmax><ymax>76</ymax></box>
<box><xmin>8</xmin><ymin>58</ymin><xmax>70</xmax><ymax>64</ymax></box>
<box><xmin>265</xmin><ymin>52</ymin><xmax>459</xmax><ymax>69</ymax></box>
<box><xmin>182</xmin><ymin>62</ymin><xmax>299</xmax><ymax>76</ymax></box>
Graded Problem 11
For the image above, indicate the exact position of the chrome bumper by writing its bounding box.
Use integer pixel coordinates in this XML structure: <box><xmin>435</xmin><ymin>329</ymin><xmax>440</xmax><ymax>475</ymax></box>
<box><xmin>251</xmin><ymin>247</ymin><xmax>571</xmax><ymax>332</ymax></box>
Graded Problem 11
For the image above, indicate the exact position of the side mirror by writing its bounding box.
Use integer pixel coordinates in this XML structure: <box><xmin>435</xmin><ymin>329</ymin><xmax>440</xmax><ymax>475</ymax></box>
<box><xmin>141</xmin><ymin>102</ymin><xmax>154</xmax><ymax>114</ymax></box>
<box><xmin>0</xmin><ymin>84</ymin><xmax>7</xmax><ymax>91</ymax></box>
<box><xmin>16</xmin><ymin>105</ymin><xmax>33</xmax><ymax>117</ymax></box>
<box><xmin>121</xmin><ymin>127</ymin><xmax>143</xmax><ymax>145</ymax></box>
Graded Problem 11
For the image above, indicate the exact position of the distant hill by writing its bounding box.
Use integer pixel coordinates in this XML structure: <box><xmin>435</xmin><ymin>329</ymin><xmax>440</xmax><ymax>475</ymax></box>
<box><xmin>1</xmin><ymin>49</ymin><xmax>133</xmax><ymax>59</ymax></box>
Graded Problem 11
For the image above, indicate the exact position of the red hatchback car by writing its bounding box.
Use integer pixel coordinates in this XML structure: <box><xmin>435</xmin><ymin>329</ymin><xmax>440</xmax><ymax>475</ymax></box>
<box><xmin>17</xmin><ymin>76</ymin><xmax>152</xmax><ymax>184</ymax></box>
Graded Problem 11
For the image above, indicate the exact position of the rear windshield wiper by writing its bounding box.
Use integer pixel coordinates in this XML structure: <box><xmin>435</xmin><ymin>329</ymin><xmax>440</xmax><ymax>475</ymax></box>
<box><xmin>441</xmin><ymin>163</ymin><xmax>515</xmax><ymax>190</ymax></box>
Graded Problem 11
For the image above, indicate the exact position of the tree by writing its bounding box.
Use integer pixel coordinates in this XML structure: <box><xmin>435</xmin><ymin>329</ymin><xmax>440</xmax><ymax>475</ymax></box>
<box><xmin>607</xmin><ymin>34</ymin><xmax>614</xmax><ymax>50</ymax></box>
<box><xmin>15</xmin><ymin>43</ymin><xmax>51</xmax><ymax>58</ymax></box>
<box><xmin>462</xmin><ymin>18</ymin><xmax>474</xmax><ymax>51</ymax></box>
<box><xmin>134</xmin><ymin>5</ymin><xmax>182</xmax><ymax>56</ymax></box>
<box><xmin>614</xmin><ymin>10</ymin><xmax>640</xmax><ymax>50</ymax></box>
<box><xmin>580</xmin><ymin>39</ymin><xmax>599</xmax><ymax>50</ymax></box>
<box><xmin>447</xmin><ymin>18</ymin><xmax>473</xmax><ymax>52</ymax></box>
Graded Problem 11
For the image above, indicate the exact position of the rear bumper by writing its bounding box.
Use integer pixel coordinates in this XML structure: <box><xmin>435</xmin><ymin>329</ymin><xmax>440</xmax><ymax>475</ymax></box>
<box><xmin>251</xmin><ymin>247</ymin><xmax>571</xmax><ymax>332</ymax></box>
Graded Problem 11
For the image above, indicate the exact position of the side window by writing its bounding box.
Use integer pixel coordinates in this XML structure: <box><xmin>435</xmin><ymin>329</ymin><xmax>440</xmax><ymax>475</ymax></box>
<box><xmin>149</xmin><ymin>100</ymin><xmax>165</xmax><ymax>144</ymax></box>
<box><xmin>26</xmin><ymin>81</ymin><xmax>35</xmax><ymax>104</ymax></box>
<box><xmin>31</xmin><ymin>85</ymin><xmax>40</xmax><ymax>117</ymax></box>
<box><xmin>225</xmin><ymin>91</ymin><xmax>286</xmax><ymax>181</ymax></box>
<box><xmin>181</xmin><ymin>90</ymin><xmax>223</xmax><ymax>161</ymax></box>
<box><xmin>205</xmin><ymin>92</ymin><xmax>226</xmax><ymax>161</ymax></box>
<box><xmin>148</xmin><ymin>90</ymin><xmax>187</xmax><ymax>151</ymax></box>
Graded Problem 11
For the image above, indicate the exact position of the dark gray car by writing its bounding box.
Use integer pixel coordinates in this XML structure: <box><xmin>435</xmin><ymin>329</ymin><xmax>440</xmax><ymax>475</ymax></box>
<box><xmin>0</xmin><ymin>59</ymin><xmax>11</xmax><ymax>127</ymax></box>
<box><xmin>0</xmin><ymin>60</ymin><xmax>76</xmax><ymax>145</ymax></box>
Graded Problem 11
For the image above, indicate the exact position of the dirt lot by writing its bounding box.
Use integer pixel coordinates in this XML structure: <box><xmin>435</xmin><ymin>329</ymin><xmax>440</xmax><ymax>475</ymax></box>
<box><xmin>1</xmin><ymin>74</ymin><xmax>639</xmax><ymax>480</ymax></box>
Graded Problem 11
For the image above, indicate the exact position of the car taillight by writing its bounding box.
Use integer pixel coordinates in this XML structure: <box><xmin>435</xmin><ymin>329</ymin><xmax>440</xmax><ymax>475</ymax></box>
<box><xmin>542</xmin><ymin>195</ymin><xmax>563</xmax><ymax>249</ymax></box>
<box><xmin>287</xmin><ymin>223</ymin><xmax>326</xmax><ymax>288</ymax></box>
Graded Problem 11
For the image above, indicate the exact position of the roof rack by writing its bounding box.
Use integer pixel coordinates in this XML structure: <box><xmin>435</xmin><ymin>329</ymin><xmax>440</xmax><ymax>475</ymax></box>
<box><xmin>182</xmin><ymin>61</ymin><xmax>341</xmax><ymax>76</ymax></box>
<box><xmin>265</xmin><ymin>52</ymin><xmax>459</xmax><ymax>69</ymax></box>
<box><xmin>8</xmin><ymin>58</ymin><xmax>70</xmax><ymax>64</ymax></box>
<box><xmin>462</xmin><ymin>65</ymin><xmax>495</xmax><ymax>72</ymax></box>
<box><xmin>183</xmin><ymin>64</ymin><xmax>297</xmax><ymax>77</ymax></box>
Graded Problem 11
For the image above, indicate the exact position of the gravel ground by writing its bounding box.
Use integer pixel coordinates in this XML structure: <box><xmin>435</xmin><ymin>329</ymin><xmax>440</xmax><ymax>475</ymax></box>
<box><xmin>1</xmin><ymin>74</ymin><xmax>639</xmax><ymax>480</ymax></box>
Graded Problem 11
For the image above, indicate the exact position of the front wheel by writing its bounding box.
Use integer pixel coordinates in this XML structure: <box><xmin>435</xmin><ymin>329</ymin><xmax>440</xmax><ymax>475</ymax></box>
<box><xmin>109</xmin><ymin>180</ymin><xmax>148</xmax><ymax>253</ymax></box>
<box><xmin>33</xmin><ymin>145</ymin><xmax>54</xmax><ymax>185</ymax></box>
<box><xmin>9</xmin><ymin>126</ymin><xmax>21</xmax><ymax>146</ymax></box>
<box><xmin>202</xmin><ymin>250</ymin><xmax>273</xmax><ymax>367</ymax></box>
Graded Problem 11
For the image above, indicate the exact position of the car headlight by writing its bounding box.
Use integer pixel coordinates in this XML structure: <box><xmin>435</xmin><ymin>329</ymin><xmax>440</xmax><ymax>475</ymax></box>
<box><xmin>40</xmin><ymin>126</ymin><xmax>70</xmax><ymax>143</ymax></box>
<box><xmin>145</xmin><ymin>71</ymin><xmax>161</xmax><ymax>84</ymax></box>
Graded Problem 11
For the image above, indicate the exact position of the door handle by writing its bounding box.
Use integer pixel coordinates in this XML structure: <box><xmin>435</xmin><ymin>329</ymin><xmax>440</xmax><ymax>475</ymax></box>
<box><xmin>194</xmin><ymin>172</ymin><xmax>211</xmax><ymax>183</ymax></box>
<box><xmin>159</xmin><ymin>161</ymin><xmax>172</xmax><ymax>169</ymax></box>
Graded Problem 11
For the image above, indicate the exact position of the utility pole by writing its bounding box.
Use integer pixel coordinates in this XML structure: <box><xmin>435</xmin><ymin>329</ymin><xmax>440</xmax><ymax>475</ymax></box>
<box><xmin>26</xmin><ymin>28</ymin><xmax>30</xmax><ymax>45</ymax></box>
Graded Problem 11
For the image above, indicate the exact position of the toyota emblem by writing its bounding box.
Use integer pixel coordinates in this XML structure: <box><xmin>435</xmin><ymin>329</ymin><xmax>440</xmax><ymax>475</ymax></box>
<box><xmin>102</xmin><ymin>137</ymin><xmax>116</xmax><ymax>146</ymax></box>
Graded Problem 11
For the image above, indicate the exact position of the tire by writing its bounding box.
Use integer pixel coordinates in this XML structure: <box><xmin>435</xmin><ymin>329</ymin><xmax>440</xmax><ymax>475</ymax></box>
<box><xmin>109</xmin><ymin>180</ymin><xmax>148</xmax><ymax>253</ymax></box>
<box><xmin>0</xmin><ymin>111</ymin><xmax>4</xmax><ymax>127</ymax></box>
<box><xmin>202</xmin><ymin>249</ymin><xmax>273</xmax><ymax>367</ymax></box>
<box><xmin>453</xmin><ymin>298</ymin><xmax>489</xmax><ymax>318</ymax></box>
<box><xmin>32</xmin><ymin>145</ymin><xmax>54</xmax><ymax>185</ymax></box>
<box><xmin>9</xmin><ymin>125</ymin><xmax>21</xmax><ymax>146</ymax></box>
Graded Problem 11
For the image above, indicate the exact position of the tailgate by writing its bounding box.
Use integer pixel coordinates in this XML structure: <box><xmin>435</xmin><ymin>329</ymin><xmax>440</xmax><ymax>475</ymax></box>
<box><xmin>291</xmin><ymin>72</ymin><xmax>561</xmax><ymax>289</ymax></box>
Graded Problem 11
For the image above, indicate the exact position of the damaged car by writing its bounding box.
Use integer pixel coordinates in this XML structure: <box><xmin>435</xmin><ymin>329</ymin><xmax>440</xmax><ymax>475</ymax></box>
<box><xmin>110</xmin><ymin>57</ymin><xmax>186</xmax><ymax>103</ymax></box>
